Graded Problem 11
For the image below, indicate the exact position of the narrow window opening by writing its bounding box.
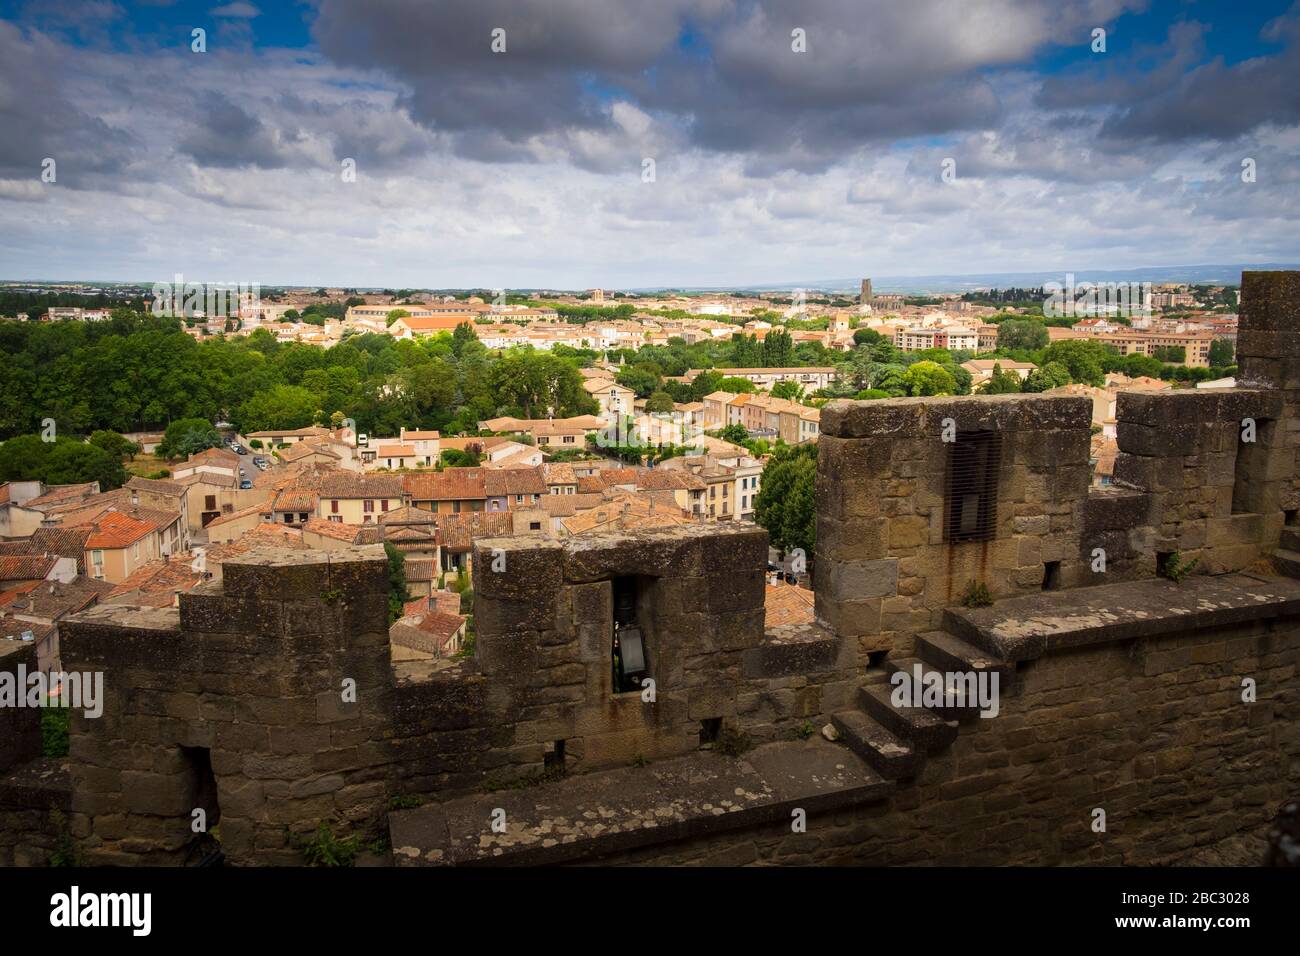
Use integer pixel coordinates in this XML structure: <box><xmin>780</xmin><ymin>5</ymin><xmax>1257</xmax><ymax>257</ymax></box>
<box><xmin>1042</xmin><ymin>561</ymin><xmax>1061</xmax><ymax>591</ymax></box>
<box><xmin>1156</xmin><ymin>551</ymin><xmax>1174</xmax><ymax>577</ymax></box>
<box><xmin>611</xmin><ymin>576</ymin><xmax>649</xmax><ymax>694</ymax></box>
<box><xmin>544</xmin><ymin>739</ymin><xmax>566</xmax><ymax>771</ymax></box>
<box><xmin>699</xmin><ymin>718</ymin><xmax>722</xmax><ymax>746</ymax></box>
<box><xmin>945</xmin><ymin>431</ymin><xmax>1002</xmax><ymax>543</ymax></box>
<box><xmin>1232</xmin><ymin>418</ymin><xmax>1274</xmax><ymax>515</ymax></box>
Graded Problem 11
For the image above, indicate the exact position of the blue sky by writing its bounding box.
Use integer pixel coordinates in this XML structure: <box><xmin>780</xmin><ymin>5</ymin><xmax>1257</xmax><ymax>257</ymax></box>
<box><xmin>1</xmin><ymin>0</ymin><xmax>1298</xmax><ymax>288</ymax></box>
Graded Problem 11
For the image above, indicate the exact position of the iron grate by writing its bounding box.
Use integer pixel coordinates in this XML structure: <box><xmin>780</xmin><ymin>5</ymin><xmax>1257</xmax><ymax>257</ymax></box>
<box><xmin>944</xmin><ymin>430</ymin><xmax>1002</xmax><ymax>543</ymax></box>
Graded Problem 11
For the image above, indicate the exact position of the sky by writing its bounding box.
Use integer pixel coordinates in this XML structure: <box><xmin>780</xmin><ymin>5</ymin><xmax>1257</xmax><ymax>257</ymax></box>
<box><xmin>1</xmin><ymin>0</ymin><xmax>1299</xmax><ymax>289</ymax></box>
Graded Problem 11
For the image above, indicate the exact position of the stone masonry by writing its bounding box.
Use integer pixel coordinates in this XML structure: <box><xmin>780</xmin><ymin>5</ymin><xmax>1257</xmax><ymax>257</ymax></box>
<box><xmin>1</xmin><ymin>270</ymin><xmax>1299</xmax><ymax>867</ymax></box>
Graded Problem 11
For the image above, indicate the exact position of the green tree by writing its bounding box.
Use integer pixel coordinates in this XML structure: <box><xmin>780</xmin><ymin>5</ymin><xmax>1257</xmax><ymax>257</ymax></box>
<box><xmin>157</xmin><ymin>417</ymin><xmax>222</xmax><ymax>459</ymax></box>
<box><xmin>645</xmin><ymin>391</ymin><xmax>675</xmax><ymax>413</ymax></box>
<box><xmin>385</xmin><ymin>542</ymin><xmax>413</xmax><ymax>624</ymax></box>
<box><xmin>1022</xmin><ymin>361</ymin><xmax>1072</xmax><ymax>392</ymax></box>
<box><xmin>238</xmin><ymin>385</ymin><xmax>319</xmax><ymax>432</ymax></box>
<box><xmin>716</xmin><ymin>376</ymin><xmax>758</xmax><ymax>394</ymax></box>
<box><xmin>616</xmin><ymin>363</ymin><xmax>662</xmax><ymax>398</ymax></box>
<box><xmin>770</xmin><ymin>380</ymin><xmax>804</xmax><ymax>401</ymax></box>
<box><xmin>1041</xmin><ymin>340</ymin><xmax>1108</xmax><ymax>387</ymax></box>
<box><xmin>88</xmin><ymin>429</ymin><xmax>140</xmax><ymax>460</ymax></box>
<box><xmin>1208</xmin><ymin>338</ymin><xmax>1234</xmax><ymax>367</ymax></box>
<box><xmin>762</xmin><ymin>328</ymin><xmax>794</xmax><ymax>367</ymax></box>
<box><xmin>902</xmin><ymin>361</ymin><xmax>957</xmax><ymax>396</ymax></box>
<box><xmin>997</xmin><ymin>319</ymin><xmax>1049</xmax><ymax>351</ymax></box>
<box><xmin>386</xmin><ymin>309</ymin><xmax>410</xmax><ymax>328</ymax></box>
<box><xmin>753</xmin><ymin>444</ymin><xmax>817</xmax><ymax>556</ymax></box>
<box><xmin>979</xmin><ymin>363</ymin><xmax>1021</xmax><ymax>395</ymax></box>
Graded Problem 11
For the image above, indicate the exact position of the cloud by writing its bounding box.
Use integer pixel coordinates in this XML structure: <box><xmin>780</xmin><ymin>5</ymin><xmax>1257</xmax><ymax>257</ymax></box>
<box><xmin>210</xmin><ymin>2</ymin><xmax>260</xmax><ymax>17</ymax></box>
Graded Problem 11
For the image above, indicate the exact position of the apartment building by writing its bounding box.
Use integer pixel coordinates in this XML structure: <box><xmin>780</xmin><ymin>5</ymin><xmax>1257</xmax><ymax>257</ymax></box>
<box><xmin>895</xmin><ymin>326</ymin><xmax>980</xmax><ymax>352</ymax></box>
<box><xmin>687</xmin><ymin>367</ymin><xmax>837</xmax><ymax>391</ymax></box>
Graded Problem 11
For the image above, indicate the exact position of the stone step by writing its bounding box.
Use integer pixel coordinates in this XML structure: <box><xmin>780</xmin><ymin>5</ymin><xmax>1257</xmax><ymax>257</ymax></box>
<box><xmin>883</xmin><ymin>656</ymin><xmax>985</xmax><ymax>722</ymax></box>
<box><xmin>939</xmin><ymin>607</ymin><xmax>1002</xmax><ymax>657</ymax></box>
<box><xmin>914</xmin><ymin>630</ymin><xmax>1013</xmax><ymax>679</ymax></box>
<box><xmin>857</xmin><ymin>682</ymin><xmax>959</xmax><ymax>754</ymax></box>
<box><xmin>830</xmin><ymin>710</ymin><xmax>923</xmax><ymax>780</ymax></box>
<box><xmin>1280</xmin><ymin>527</ymin><xmax>1300</xmax><ymax>553</ymax></box>
<box><xmin>1274</xmin><ymin>548</ymin><xmax>1300</xmax><ymax>578</ymax></box>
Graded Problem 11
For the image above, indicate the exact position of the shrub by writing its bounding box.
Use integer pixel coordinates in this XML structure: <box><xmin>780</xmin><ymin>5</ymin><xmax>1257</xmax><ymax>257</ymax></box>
<box><xmin>960</xmin><ymin>580</ymin><xmax>993</xmax><ymax>608</ymax></box>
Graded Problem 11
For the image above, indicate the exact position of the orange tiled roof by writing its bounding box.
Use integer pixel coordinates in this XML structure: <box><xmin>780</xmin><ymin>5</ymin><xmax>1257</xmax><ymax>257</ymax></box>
<box><xmin>404</xmin><ymin>468</ymin><xmax>486</xmax><ymax>502</ymax></box>
<box><xmin>78</xmin><ymin>511</ymin><xmax>158</xmax><ymax>549</ymax></box>
<box><xmin>764</xmin><ymin>581</ymin><xmax>816</xmax><ymax>627</ymax></box>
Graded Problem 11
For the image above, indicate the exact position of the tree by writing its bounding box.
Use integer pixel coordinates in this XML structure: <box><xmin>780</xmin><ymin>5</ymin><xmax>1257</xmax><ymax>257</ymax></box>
<box><xmin>616</xmin><ymin>363</ymin><xmax>662</xmax><ymax>398</ymax></box>
<box><xmin>645</xmin><ymin>391</ymin><xmax>675</xmax><ymax>413</ymax></box>
<box><xmin>452</xmin><ymin>321</ymin><xmax>478</xmax><ymax>358</ymax></box>
<box><xmin>979</xmin><ymin>363</ymin><xmax>1021</xmax><ymax>395</ymax></box>
<box><xmin>716</xmin><ymin>376</ymin><xmax>757</xmax><ymax>394</ymax></box>
<box><xmin>238</xmin><ymin>385</ymin><xmax>319</xmax><ymax>432</ymax></box>
<box><xmin>853</xmin><ymin>328</ymin><xmax>884</xmax><ymax>347</ymax></box>
<box><xmin>1208</xmin><ymin>338</ymin><xmax>1235</xmax><ymax>367</ymax></box>
<box><xmin>157</xmin><ymin>417</ymin><xmax>222</xmax><ymax>459</ymax></box>
<box><xmin>0</xmin><ymin>434</ymin><xmax>126</xmax><ymax>489</ymax></box>
<box><xmin>1022</xmin><ymin>361</ymin><xmax>1072</xmax><ymax>392</ymax></box>
<box><xmin>762</xmin><ymin>328</ymin><xmax>794</xmax><ymax>367</ymax></box>
<box><xmin>902</xmin><ymin>361</ymin><xmax>957</xmax><ymax>396</ymax></box>
<box><xmin>1151</xmin><ymin>345</ymin><xmax>1186</xmax><ymax>363</ymax></box>
<box><xmin>384</xmin><ymin>542</ymin><xmax>413</xmax><ymax>625</ymax></box>
<box><xmin>716</xmin><ymin>423</ymin><xmax>750</xmax><ymax>445</ymax></box>
<box><xmin>753</xmin><ymin>443</ymin><xmax>817</xmax><ymax>557</ymax></box>
<box><xmin>1041</xmin><ymin>340</ymin><xmax>1108</xmax><ymax>387</ymax></box>
<box><xmin>386</xmin><ymin>309</ymin><xmax>410</xmax><ymax>328</ymax></box>
<box><xmin>997</xmin><ymin>319</ymin><xmax>1049</xmax><ymax>351</ymax></box>
<box><xmin>283</xmin><ymin>309</ymin><xmax>300</xmax><ymax>322</ymax></box>
<box><xmin>88</xmin><ymin>429</ymin><xmax>140</xmax><ymax>460</ymax></box>
<box><xmin>770</xmin><ymin>380</ymin><xmax>805</xmax><ymax>402</ymax></box>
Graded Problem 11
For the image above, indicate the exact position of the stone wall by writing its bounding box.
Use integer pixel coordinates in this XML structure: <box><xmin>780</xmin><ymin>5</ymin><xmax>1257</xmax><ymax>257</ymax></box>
<box><xmin>3</xmin><ymin>271</ymin><xmax>1300</xmax><ymax>868</ymax></box>
<box><xmin>584</xmin><ymin>611</ymin><xmax>1300</xmax><ymax>866</ymax></box>
<box><xmin>815</xmin><ymin>394</ymin><xmax>1096</xmax><ymax>657</ymax></box>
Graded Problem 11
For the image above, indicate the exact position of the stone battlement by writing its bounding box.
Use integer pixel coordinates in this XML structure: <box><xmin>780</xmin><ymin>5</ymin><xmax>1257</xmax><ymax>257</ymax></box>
<box><xmin>1</xmin><ymin>271</ymin><xmax>1298</xmax><ymax>867</ymax></box>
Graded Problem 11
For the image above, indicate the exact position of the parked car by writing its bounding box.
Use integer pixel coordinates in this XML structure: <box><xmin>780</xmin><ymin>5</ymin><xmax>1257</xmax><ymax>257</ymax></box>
<box><xmin>239</xmin><ymin>479</ymin><xmax>253</xmax><ymax>489</ymax></box>
<box><xmin>235</xmin><ymin>445</ymin><xmax>246</xmax><ymax>455</ymax></box>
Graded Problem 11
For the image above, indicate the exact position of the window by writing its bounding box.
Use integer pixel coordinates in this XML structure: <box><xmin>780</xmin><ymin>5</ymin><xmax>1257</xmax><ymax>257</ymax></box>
<box><xmin>944</xmin><ymin>430</ymin><xmax>1001</xmax><ymax>543</ymax></box>
<box><xmin>331</xmin><ymin>500</ymin><xmax>339</xmax><ymax>514</ymax></box>
<box><xmin>529</xmin><ymin>521</ymin><xmax>542</xmax><ymax>531</ymax></box>
<box><xmin>329</xmin><ymin>515</ymin><xmax>342</xmax><ymax>523</ymax></box>
<box><xmin>381</xmin><ymin>500</ymin><xmax>389</xmax><ymax>512</ymax></box>
<box><xmin>205</xmin><ymin>495</ymin><xmax>217</xmax><ymax>511</ymax></box>
<box><xmin>364</xmin><ymin>500</ymin><xmax>374</xmax><ymax>513</ymax></box>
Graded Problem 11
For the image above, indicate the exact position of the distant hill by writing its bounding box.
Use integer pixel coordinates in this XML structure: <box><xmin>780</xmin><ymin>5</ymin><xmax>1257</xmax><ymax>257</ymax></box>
<box><xmin>631</xmin><ymin>264</ymin><xmax>1300</xmax><ymax>296</ymax></box>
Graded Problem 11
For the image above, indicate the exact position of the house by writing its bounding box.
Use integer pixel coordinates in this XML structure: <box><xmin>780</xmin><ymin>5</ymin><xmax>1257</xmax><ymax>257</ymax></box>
<box><xmin>404</xmin><ymin>469</ymin><xmax>487</xmax><ymax>514</ymax></box>
<box><xmin>582</xmin><ymin>378</ymin><xmax>635</xmax><ymax>422</ymax></box>
<box><xmin>962</xmin><ymin>359</ymin><xmax>1038</xmax><ymax>386</ymax></box>
<box><xmin>0</xmin><ymin>480</ymin><xmax>46</xmax><ymax>538</ymax></box>
<box><xmin>243</xmin><ymin>426</ymin><xmax>330</xmax><ymax>448</ymax></box>
<box><xmin>0</xmin><ymin>554</ymin><xmax>79</xmax><ymax>590</ymax></box>
<box><xmin>106</xmin><ymin>553</ymin><xmax>208</xmax><ymax>608</ymax></box>
<box><xmin>542</xmin><ymin>462</ymin><xmax>579</xmax><ymax>495</ymax></box>
<box><xmin>171</xmin><ymin>446</ymin><xmax>240</xmax><ymax>483</ymax></box>
<box><xmin>125</xmin><ymin>477</ymin><xmax>192</xmax><ymax>549</ymax></box>
<box><xmin>310</xmin><ymin>472</ymin><xmax>405</xmax><ymax>524</ymax></box>
<box><xmin>576</xmin><ymin>467</ymin><xmax>707</xmax><ymax>515</ymax></box>
<box><xmin>483</xmin><ymin>467</ymin><xmax>548</xmax><ymax>511</ymax></box>
<box><xmin>388</xmin><ymin>610</ymin><xmax>466</xmax><ymax>661</ymax></box>
<box><xmin>78</xmin><ymin>511</ymin><xmax>170</xmax><ymax>584</ymax></box>
<box><xmin>481</xmin><ymin>441</ymin><xmax>545</xmax><ymax>471</ymax></box>
<box><xmin>432</xmin><ymin>510</ymin><xmax>514</xmax><ymax>575</ymax></box>
<box><xmin>0</xmin><ymin>575</ymin><xmax>114</xmax><ymax>671</ymax></box>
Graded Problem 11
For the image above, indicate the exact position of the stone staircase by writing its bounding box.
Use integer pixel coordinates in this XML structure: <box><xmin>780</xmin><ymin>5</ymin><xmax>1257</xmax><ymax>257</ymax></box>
<box><xmin>1275</xmin><ymin>525</ymin><xmax>1300</xmax><ymax>577</ymax></box>
<box><xmin>831</xmin><ymin>628</ymin><xmax>1013</xmax><ymax>781</ymax></box>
